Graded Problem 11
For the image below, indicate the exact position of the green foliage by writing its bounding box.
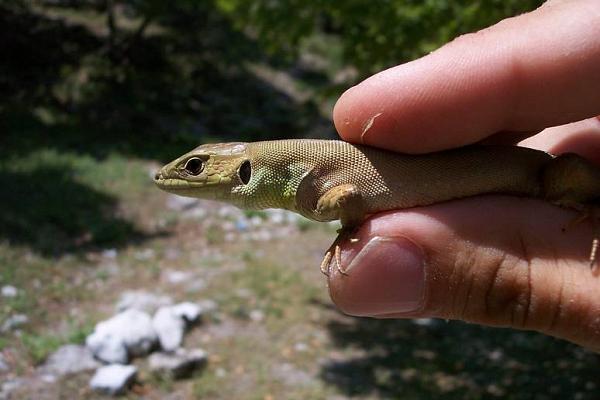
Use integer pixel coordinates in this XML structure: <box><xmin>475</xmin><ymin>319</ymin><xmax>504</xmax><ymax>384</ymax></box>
<box><xmin>216</xmin><ymin>0</ymin><xmax>545</xmax><ymax>76</ymax></box>
<box><xmin>20</xmin><ymin>319</ymin><xmax>94</xmax><ymax>364</ymax></box>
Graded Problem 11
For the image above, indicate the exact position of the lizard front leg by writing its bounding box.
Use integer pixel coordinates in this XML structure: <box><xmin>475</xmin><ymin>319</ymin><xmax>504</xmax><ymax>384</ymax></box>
<box><xmin>315</xmin><ymin>184</ymin><xmax>366</xmax><ymax>276</ymax></box>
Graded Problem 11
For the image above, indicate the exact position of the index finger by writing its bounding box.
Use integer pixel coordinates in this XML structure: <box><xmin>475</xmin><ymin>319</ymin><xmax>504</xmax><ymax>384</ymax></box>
<box><xmin>333</xmin><ymin>0</ymin><xmax>600</xmax><ymax>153</ymax></box>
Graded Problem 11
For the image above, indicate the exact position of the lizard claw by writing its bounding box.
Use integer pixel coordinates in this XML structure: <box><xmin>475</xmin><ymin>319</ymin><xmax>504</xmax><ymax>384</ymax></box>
<box><xmin>320</xmin><ymin>228</ymin><xmax>358</xmax><ymax>277</ymax></box>
<box><xmin>320</xmin><ymin>251</ymin><xmax>332</xmax><ymax>276</ymax></box>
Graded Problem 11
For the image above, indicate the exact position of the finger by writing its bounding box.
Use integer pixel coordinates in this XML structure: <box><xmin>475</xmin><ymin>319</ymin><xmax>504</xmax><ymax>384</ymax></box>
<box><xmin>328</xmin><ymin>197</ymin><xmax>600</xmax><ymax>351</ymax></box>
<box><xmin>519</xmin><ymin>116</ymin><xmax>600</xmax><ymax>163</ymax></box>
<box><xmin>333</xmin><ymin>0</ymin><xmax>600</xmax><ymax>153</ymax></box>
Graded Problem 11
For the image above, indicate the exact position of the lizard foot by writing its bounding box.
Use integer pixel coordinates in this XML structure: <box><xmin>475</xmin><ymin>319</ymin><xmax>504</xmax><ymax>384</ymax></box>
<box><xmin>320</xmin><ymin>228</ymin><xmax>358</xmax><ymax>277</ymax></box>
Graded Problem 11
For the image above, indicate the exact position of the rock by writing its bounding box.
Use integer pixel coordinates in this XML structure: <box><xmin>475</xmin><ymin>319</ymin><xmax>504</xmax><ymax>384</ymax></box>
<box><xmin>0</xmin><ymin>353</ymin><xmax>9</xmax><ymax>372</ymax></box>
<box><xmin>40</xmin><ymin>345</ymin><xmax>101</xmax><ymax>376</ymax></box>
<box><xmin>134</xmin><ymin>248</ymin><xmax>155</xmax><ymax>261</ymax></box>
<box><xmin>166</xmin><ymin>194</ymin><xmax>198</xmax><ymax>211</ymax></box>
<box><xmin>148</xmin><ymin>348</ymin><xmax>208</xmax><ymax>379</ymax></box>
<box><xmin>152</xmin><ymin>307</ymin><xmax>185</xmax><ymax>351</ymax></box>
<box><xmin>171</xmin><ymin>302</ymin><xmax>202</xmax><ymax>323</ymax></box>
<box><xmin>116</xmin><ymin>290</ymin><xmax>172</xmax><ymax>314</ymax></box>
<box><xmin>249</xmin><ymin>309</ymin><xmax>265</xmax><ymax>322</ymax></box>
<box><xmin>1</xmin><ymin>314</ymin><xmax>28</xmax><ymax>332</ymax></box>
<box><xmin>86</xmin><ymin>309</ymin><xmax>157</xmax><ymax>363</ymax></box>
<box><xmin>1</xmin><ymin>378</ymin><xmax>23</xmax><ymax>399</ymax></box>
<box><xmin>90</xmin><ymin>364</ymin><xmax>137</xmax><ymax>395</ymax></box>
<box><xmin>101</xmin><ymin>249</ymin><xmax>118</xmax><ymax>259</ymax></box>
<box><xmin>87</xmin><ymin>331</ymin><xmax>128</xmax><ymax>364</ymax></box>
<box><xmin>1</xmin><ymin>285</ymin><xmax>18</xmax><ymax>298</ymax></box>
<box><xmin>294</xmin><ymin>342</ymin><xmax>309</xmax><ymax>352</ymax></box>
<box><xmin>162</xmin><ymin>270</ymin><xmax>192</xmax><ymax>285</ymax></box>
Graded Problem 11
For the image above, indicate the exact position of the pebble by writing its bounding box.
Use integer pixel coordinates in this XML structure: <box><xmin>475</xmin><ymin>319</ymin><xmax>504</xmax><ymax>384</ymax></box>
<box><xmin>249</xmin><ymin>309</ymin><xmax>265</xmax><ymax>322</ymax></box>
<box><xmin>171</xmin><ymin>302</ymin><xmax>202</xmax><ymax>323</ymax></box>
<box><xmin>90</xmin><ymin>364</ymin><xmax>137</xmax><ymax>395</ymax></box>
<box><xmin>134</xmin><ymin>248</ymin><xmax>155</xmax><ymax>261</ymax></box>
<box><xmin>152</xmin><ymin>307</ymin><xmax>185</xmax><ymax>352</ymax></box>
<box><xmin>116</xmin><ymin>290</ymin><xmax>173</xmax><ymax>314</ymax></box>
<box><xmin>1</xmin><ymin>314</ymin><xmax>29</xmax><ymax>332</ymax></box>
<box><xmin>101</xmin><ymin>249</ymin><xmax>118</xmax><ymax>259</ymax></box>
<box><xmin>40</xmin><ymin>344</ymin><xmax>101</xmax><ymax>376</ymax></box>
<box><xmin>148</xmin><ymin>348</ymin><xmax>208</xmax><ymax>379</ymax></box>
<box><xmin>166</xmin><ymin>195</ymin><xmax>198</xmax><ymax>211</ymax></box>
<box><xmin>162</xmin><ymin>270</ymin><xmax>192</xmax><ymax>285</ymax></box>
<box><xmin>1</xmin><ymin>285</ymin><xmax>18</xmax><ymax>298</ymax></box>
<box><xmin>86</xmin><ymin>309</ymin><xmax>157</xmax><ymax>363</ymax></box>
<box><xmin>0</xmin><ymin>353</ymin><xmax>9</xmax><ymax>372</ymax></box>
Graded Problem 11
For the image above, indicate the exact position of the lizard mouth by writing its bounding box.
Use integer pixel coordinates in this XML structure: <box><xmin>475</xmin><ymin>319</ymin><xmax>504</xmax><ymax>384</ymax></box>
<box><xmin>153</xmin><ymin>171</ymin><xmax>199</xmax><ymax>191</ymax></box>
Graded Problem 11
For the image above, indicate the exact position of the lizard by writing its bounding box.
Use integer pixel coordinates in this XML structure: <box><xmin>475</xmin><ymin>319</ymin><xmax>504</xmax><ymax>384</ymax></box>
<box><xmin>154</xmin><ymin>139</ymin><xmax>600</xmax><ymax>275</ymax></box>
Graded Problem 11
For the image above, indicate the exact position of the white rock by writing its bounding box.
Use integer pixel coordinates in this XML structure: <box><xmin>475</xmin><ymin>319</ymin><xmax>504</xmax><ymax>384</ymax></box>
<box><xmin>40</xmin><ymin>373</ymin><xmax>56</xmax><ymax>383</ymax></box>
<box><xmin>1</xmin><ymin>314</ymin><xmax>28</xmax><ymax>332</ymax></box>
<box><xmin>116</xmin><ymin>290</ymin><xmax>172</xmax><ymax>313</ymax></box>
<box><xmin>171</xmin><ymin>302</ymin><xmax>202</xmax><ymax>323</ymax></box>
<box><xmin>87</xmin><ymin>331</ymin><xmax>127</xmax><ymax>364</ymax></box>
<box><xmin>167</xmin><ymin>194</ymin><xmax>198</xmax><ymax>211</ymax></box>
<box><xmin>152</xmin><ymin>307</ymin><xmax>185</xmax><ymax>352</ymax></box>
<box><xmin>1</xmin><ymin>285</ymin><xmax>18</xmax><ymax>298</ymax></box>
<box><xmin>86</xmin><ymin>309</ymin><xmax>157</xmax><ymax>363</ymax></box>
<box><xmin>294</xmin><ymin>342</ymin><xmax>308</xmax><ymax>352</ymax></box>
<box><xmin>134</xmin><ymin>248</ymin><xmax>155</xmax><ymax>261</ymax></box>
<box><xmin>0</xmin><ymin>353</ymin><xmax>9</xmax><ymax>372</ymax></box>
<box><xmin>101</xmin><ymin>249</ymin><xmax>118</xmax><ymax>259</ymax></box>
<box><xmin>90</xmin><ymin>364</ymin><xmax>137</xmax><ymax>395</ymax></box>
<box><xmin>249</xmin><ymin>309</ymin><xmax>265</xmax><ymax>322</ymax></box>
<box><xmin>40</xmin><ymin>344</ymin><xmax>101</xmax><ymax>376</ymax></box>
<box><xmin>162</xmin><ymin>270</ymin><xmax>191</xmax><ymax>285</ymax></box>
<box><xmin>1</xmin><ymin>378</ymin><xmax>23</xmax><ymax>398</ymax></box>
<box><xmin>148</xmin><ymin>348</ymin><xmax>208</xmax><ymax>379</ymax></box>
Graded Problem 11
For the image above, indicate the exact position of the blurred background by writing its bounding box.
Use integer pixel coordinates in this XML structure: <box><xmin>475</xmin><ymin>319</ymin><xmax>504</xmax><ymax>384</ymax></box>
<box><xmin>2</xmin><ymin>0</ymin><xmax>599</xmax><ymax>398</ymax></box>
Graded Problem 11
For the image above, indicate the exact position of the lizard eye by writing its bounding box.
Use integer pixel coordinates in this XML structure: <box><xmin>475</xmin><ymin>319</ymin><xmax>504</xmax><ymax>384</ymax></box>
<box><xmin>184</xmin><ymin>157</ymin><xmax>204</xmax><ymax>175</ymax></box>
<box><xmin>238</xmin><ymin>160</ymin><xmax>251</xmax><ymax>184</ymax></box>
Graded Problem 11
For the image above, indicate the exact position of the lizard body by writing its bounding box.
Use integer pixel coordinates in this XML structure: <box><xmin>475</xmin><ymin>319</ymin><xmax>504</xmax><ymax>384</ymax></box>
<box><xmin>154</xmin><ymin>139</ymin><xmax>600</xmax><ymax>271</ymax></box>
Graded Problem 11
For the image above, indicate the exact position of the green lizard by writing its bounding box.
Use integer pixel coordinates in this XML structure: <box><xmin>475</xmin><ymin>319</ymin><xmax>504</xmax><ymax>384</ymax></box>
<box><xmin>154</xmin><ymin>140</ymin><xmax>600</xmax><ymax>274</ymax></box>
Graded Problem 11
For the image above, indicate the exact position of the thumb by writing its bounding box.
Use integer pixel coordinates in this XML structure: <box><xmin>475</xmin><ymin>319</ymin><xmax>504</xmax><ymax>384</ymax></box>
<box><xmin>328</xmin><ymin>196</ymin><xmax>600</xmax><ymax>351</ymax></box>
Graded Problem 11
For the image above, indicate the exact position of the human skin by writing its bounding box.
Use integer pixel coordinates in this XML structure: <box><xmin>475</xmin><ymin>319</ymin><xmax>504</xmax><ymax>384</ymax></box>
<box><xmin>328</xmin><ymin>0</ymin><xmax>600</xmax><ymax>351</ymax></box>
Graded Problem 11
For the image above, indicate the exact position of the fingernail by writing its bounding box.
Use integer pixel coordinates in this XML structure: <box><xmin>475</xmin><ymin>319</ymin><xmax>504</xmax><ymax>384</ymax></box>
<box><xmin>344</xmin><ymin>236</ymin><xmax>425</xmax><ymax>314</ymax></box>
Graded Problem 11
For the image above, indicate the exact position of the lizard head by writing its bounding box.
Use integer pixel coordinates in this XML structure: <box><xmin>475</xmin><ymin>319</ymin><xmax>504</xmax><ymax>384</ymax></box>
<box><xmin>154</xmin><ymin>142</ymin><xmax>252</xmax><ymax>201</ymax></box>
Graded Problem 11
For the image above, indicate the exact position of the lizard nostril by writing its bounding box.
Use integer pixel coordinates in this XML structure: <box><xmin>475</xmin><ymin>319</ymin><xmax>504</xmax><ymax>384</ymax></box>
<box><xmin>154</xmin><ymin>171</ymin><xmax>162</xmax><ymax>181</ymax></box>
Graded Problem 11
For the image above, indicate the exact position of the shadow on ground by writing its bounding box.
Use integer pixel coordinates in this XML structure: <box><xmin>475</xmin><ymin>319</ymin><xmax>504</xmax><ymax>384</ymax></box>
<box><xmin>0</xmin><ymin>167</ymin><xmax>150</xmax><ymax>257</ymax></box>
<box><xmin>321</xmin><ymin>316</ymin><xmax>599</xmax><ymax>399</ymax></box>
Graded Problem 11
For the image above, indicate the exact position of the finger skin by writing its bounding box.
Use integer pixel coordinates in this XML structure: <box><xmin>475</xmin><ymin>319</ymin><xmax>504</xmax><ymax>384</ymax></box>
<box><xmin>328</xmin><ymin>197</ymin><xmax>600</xmax><ymax>351</ymax></box>
<box><xmin>520</xmin><ymin>117</ymin><xmax>600</xmax><ymax>164</ymax></box>
<box><xmin>333</xmin><ymin>0</ymin><xmax>600</xmax><ymax>153</ymax></box>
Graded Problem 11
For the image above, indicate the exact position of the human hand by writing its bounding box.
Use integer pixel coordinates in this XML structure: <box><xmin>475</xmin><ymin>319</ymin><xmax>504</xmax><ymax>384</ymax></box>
<box><xmin>328</xmin><ymin>0</ymin><xmax>600</xmax><ymax>351</ymax></box>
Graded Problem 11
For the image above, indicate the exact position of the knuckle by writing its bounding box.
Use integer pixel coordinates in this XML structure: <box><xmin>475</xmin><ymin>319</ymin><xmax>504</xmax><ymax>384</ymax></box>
<box><xmin>449</xmin><ymin>247</ymin><xmax>538</xmax><ymax>328</ymax></box>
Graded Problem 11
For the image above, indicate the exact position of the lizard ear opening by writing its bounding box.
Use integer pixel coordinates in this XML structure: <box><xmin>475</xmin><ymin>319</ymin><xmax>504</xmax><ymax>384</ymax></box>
<box><xmin>238</xmin><ymin>160</ymin><xmax>251</xmax><ymax>184</ymax></box>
